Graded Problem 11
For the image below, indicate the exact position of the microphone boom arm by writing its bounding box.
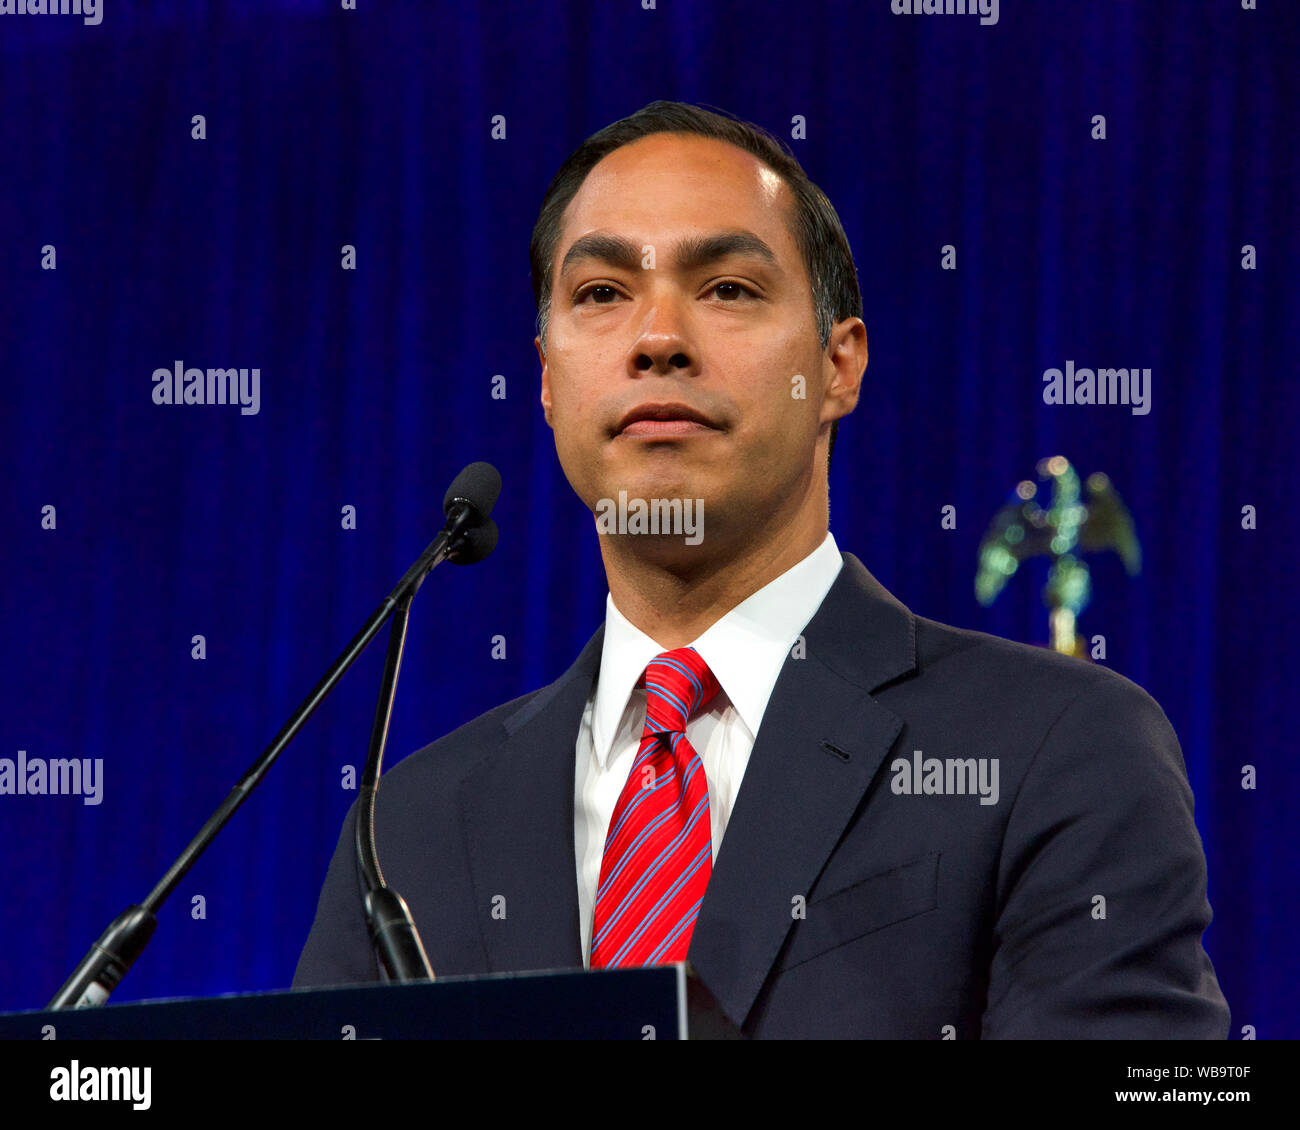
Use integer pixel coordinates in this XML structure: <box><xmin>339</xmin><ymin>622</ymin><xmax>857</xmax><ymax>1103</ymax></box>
<box><xmin>46</xmin><ymin>496</ymin><xmax>488</xmax><ymax>1009</ymax></box>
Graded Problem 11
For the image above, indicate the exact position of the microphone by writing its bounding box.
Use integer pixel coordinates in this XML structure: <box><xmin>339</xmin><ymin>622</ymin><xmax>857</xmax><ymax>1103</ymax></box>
<box><xmin>444</xmin><ymin>460</ymin><xmax>502</xmax><ymax>526</ymax></box>
<box><xmin>443</xmin><ymin>464</ymin><xmax>500</xmax><ymax>565</ymax></box>
<box><xmin>47</xmin><ymin>463</ymin><xmax>502</xmax><ymax>1008</ymax></box>
<box><xmin>449</xmin><ymin>518</ymin><xmax>499</xmax><ymax>565</ymax></box>
<box><xmin>385</xmin><ymin>461</ymin><xmax>501</xmax><ymax>599</ymax></box>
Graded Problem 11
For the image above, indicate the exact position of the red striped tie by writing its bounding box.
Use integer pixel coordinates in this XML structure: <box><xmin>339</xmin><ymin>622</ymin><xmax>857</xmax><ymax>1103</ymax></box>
<box><xmin>590</xmin><ymin>647</ymin><xmax>722</xmax><ymax>968</ymax></box>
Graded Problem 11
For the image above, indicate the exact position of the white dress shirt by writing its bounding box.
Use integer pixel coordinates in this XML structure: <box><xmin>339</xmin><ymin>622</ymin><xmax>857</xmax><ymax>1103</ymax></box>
<box><xmin>574</xmin><ymin>530</ymin><xmax>844</xmax><ymax>966</ymax></box>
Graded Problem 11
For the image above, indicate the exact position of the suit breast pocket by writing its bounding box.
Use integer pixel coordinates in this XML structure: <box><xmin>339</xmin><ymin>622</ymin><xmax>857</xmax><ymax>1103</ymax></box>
<box><xmin>777</xmin><ymin>851</ymin><xmax>941</xmax><ymax>973</ymax></box>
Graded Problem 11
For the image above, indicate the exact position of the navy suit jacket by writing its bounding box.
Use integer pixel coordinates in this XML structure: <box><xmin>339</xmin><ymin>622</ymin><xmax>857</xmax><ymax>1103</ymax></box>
<box><xmin>293</xmin><ymin>552</ymin><xmax>1230</xmax><ymax>1038</ymax></box>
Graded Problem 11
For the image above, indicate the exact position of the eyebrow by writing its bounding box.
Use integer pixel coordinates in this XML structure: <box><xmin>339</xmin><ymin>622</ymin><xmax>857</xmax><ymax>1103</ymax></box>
<box><xmin>557</xmin><ymin>230</ymin><xmax>779</xmax><ymax>281</ymax></box>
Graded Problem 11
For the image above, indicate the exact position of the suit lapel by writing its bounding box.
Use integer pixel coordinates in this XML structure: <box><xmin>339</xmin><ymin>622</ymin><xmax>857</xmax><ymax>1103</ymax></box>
<box><xmin>686</xmin><ymin>553</ymin><xmax>917</xmax><ymax>1030</ymax></box>
<box><xmin>459</xmin><ymin>625</ymin><xmax>604</xmax><ymax>973</ymax></box>
<box><xmin>457</xmin><ymin>551</ymin><xmax>917</xmax><ymax>1026</ymax></box>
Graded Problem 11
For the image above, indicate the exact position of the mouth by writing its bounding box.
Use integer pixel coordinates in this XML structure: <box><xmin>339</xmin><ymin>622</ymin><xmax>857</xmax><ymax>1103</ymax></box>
<box><xmin>614</xmin><ymin>402</ymin><xmax>722</xmax><ymax>438</ymax></box>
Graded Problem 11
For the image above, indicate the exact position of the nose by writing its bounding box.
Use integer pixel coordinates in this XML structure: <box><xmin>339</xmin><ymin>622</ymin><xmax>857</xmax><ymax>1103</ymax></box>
<box><xmin>630</xmin><ymin>292</ymin><xmax>695</xmax><ymax>376</ymax></box>
<box><xmin>634</xmin><ymin>348</ymin><xmax>690</xmax><ymax>374</ymax></box>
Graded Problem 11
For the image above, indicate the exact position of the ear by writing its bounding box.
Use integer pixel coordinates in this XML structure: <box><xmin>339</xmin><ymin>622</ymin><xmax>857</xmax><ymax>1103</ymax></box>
<box><xmin>536</xmin><ymin>336</ymin><xmax>554</xmax><ymax>428</ymax></box>
<box><xmin>822</xmin><ymin>318</ymin><xmax>867</xmax><ymax>426</ymax></box>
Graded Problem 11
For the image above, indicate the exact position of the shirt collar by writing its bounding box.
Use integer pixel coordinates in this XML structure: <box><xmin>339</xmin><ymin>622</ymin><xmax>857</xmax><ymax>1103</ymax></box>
<box><xmin>590</xmin><ymin>531</ymin><xmax>843</xmax><ymax>768</ymax></box>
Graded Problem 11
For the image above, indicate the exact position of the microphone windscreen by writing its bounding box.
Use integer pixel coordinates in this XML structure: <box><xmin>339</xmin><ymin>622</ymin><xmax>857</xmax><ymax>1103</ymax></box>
<box><xmin>443</xmin><ymin>461</ymin><xmax>502</xmax><ymax>521</ymax></box>
<box><xmin>449</xmin><ymin>517</ymin><xmax>499</xmax><ymax>565</ymax></box>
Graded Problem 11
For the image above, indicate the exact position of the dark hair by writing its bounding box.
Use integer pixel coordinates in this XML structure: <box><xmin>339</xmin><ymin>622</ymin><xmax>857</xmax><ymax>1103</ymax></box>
<box><xmin>528</xmin><ymin>100</ymin><xmax>861</xmax><ymax>470</ymax></box>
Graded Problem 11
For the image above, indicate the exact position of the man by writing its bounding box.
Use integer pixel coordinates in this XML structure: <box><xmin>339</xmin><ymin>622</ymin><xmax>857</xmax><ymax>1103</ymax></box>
<box><xmin>293</xmin><ymin>101</ymin><xmax>1230</xmax><ymax>1038</ymax></box>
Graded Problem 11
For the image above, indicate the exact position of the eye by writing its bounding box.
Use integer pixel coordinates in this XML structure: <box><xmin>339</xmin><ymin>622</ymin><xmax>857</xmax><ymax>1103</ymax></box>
<box><xmin>573</xmin><ymin>284</ymin><xmax>623</xmax><ymax>304</ymax></box>
<box><xmin>710</xmin><ymin>280</ymin><xmax>760</xmax><ymax>301</ymax></box>
<box><xmin>572</xmin><ymin>280</ymin><xmax>762</xmax><ymax>304</ymax></box>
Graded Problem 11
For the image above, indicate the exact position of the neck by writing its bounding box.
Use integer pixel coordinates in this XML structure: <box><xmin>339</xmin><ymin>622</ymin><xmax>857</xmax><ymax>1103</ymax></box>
<box><xmin>598</xmin><ymin>500</ymin><xmax>829</xmax><ymax>651</ymax></box>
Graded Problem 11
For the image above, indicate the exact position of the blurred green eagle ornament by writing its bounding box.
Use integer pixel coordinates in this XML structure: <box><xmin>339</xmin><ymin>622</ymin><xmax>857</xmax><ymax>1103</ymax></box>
<box><xmin>976</xmin><ymin>456</ymin><xmax>1141</xmax><ymax>657</ymax></box>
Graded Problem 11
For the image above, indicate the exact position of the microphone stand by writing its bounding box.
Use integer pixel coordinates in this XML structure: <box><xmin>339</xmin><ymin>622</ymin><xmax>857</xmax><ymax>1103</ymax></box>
<box><xmin>46</xmin><ymin>502</ymin><xmax>483</xmax><ymax>1009</ymax></box>
<box><xmin>355</xmin><ymin>586</ymin><xmax>432</xmax><ymax>982</ymax></box>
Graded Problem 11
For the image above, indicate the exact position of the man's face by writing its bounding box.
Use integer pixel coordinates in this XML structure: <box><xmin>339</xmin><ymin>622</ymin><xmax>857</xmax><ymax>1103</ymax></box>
<box><xmin>537</xmin><ymin>133</ymin><xmax>860</xmax><ymax>550</ymax></box>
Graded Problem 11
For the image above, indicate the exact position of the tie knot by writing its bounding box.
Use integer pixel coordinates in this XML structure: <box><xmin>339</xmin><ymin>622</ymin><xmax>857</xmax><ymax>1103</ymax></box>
<box><xmin>639</xmin><ymin>647</ymin><xmax>722</xmax><ymax>736</ymax></box>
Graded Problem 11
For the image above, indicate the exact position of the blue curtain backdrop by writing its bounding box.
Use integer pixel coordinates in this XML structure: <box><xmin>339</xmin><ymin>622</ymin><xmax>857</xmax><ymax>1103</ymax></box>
<box><xmin>0</xmin><ymin>0</ymin><xmax>1295</xmax><ymax>1035</ymax></box>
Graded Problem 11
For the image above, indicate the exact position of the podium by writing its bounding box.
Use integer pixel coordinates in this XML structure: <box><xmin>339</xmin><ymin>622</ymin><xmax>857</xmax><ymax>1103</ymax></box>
<box><xmin>0</xmin><ymin>965</ymin><xmax>742</xmax><ymax>1040</ymax></box>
